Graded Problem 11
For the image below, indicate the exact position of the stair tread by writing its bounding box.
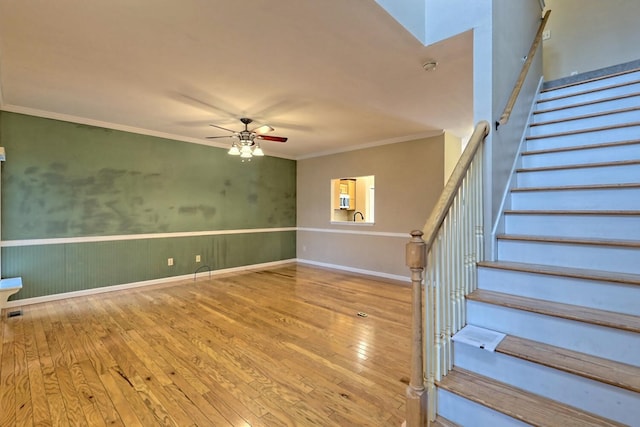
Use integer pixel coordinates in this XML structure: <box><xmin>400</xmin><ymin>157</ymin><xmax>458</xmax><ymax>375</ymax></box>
<box><xmin>516</xmin><ymin>159</ymin><xmax>640</xmax><ymax>173</ymax></box>
<box><xmin>531</xmin><ymin>105</ymin><xmax>640</xmax><ymax>127</ymax></box>
<box><xmin>504</xmin><ymin>209</ymin><xmax>640</xmax><ymax>216</ymax></box>
<box><xmin>511</xmin><ymin>182</ymin><xmax>640</xmax><ymax>192</ymax></box>
<box><xmin>478</xmin><ymin>260</ymin><xmax>640</xmax><ymax>286</ymax></box>
<box><xmin>467</xmin><ymin>289</ymin><xmax>640</xmax><ymax>333</ymax></box>
<box><xmin>522</xmin><ymin>138</ymin><xmax>640</xmax><ymax>156</ymax></box>
<box><xmin>496</xmin><ymin>233</ymin><xmax>640</xmax><ymax>248</ymax></box>
<box><xmin>497</xmin><ymin>335</ymin><xmax>640</xmax><ymax>393</ymax></box>
<box><xmin>538</xmin><ymin>77</ymin><xmax>640</xmax><ymax>103</ymax></box>
<box><xmin>437</xmin><ymin>368</ymin><xmax>626</xmax><ymax>427</ymax></box>
<box><xmin>535</xmin><ymin>91</ymin><xmax>640</xmax><ymax>115</ymax></box>
<box><xmin>526</xmin><ymin>121</ymin><xmax>640</xmax><ymax>141</ymax></box>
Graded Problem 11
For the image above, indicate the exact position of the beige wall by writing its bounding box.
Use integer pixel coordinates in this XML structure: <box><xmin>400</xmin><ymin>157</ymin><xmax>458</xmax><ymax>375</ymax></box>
<box><xmin>543</xmin><ymin>0</ymin><xmax>640</xmax><ymax>81</ymax></box>
<box><xmin>444</xmin><ymin>131</ymin><xmax>462</xmax><ymax>183</ymax></box>
<box><xmin>297</xmin><ymin>134</ymin><xmax>445</xmax><ymax>279</ymax></box>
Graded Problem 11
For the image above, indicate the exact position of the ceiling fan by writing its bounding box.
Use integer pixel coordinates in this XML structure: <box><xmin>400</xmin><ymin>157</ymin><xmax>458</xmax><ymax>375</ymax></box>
<box><xmin>207</xmin><ymin>117</ymin><xmax>288</xmax><ymax>159</ymax></box>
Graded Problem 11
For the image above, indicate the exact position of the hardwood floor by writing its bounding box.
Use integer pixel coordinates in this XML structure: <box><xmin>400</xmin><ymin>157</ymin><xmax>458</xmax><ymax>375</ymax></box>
<box><xmin>0</xmin><ymin>264</ymin><xmax>412</xmax><ymax>426</ymax></box>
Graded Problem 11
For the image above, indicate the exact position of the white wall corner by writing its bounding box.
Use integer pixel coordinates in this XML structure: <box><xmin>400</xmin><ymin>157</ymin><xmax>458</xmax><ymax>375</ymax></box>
<box><xmin>424</xmin><ymin>0</ymin><xmax>492</xmax><ymax>46</ymax></box>
<box><xmin>375</xmin><ymin>0</ymin><xmax>492</xmax><ymax>48</ymax></box>
<box><xmin>374</xmin><ymin>0</ymin><xmax>427</xmax><ymax>44</ymax></box>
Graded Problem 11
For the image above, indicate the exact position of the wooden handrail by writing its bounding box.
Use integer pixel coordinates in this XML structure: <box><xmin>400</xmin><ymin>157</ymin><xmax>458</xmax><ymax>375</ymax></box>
<box><xmin>496</xmin><ymin>10</ymin><xmax>551</xmax><ymax>129</ymax></box>
<box><xmin>422</xmin><ymin>120</ymin><xmax>490</xmax><ymax>249</ymax></box>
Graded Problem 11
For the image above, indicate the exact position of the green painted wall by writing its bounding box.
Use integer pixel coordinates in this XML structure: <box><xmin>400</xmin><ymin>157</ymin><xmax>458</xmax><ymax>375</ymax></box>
<box><xmin>0</xmin><ymin>112</ymin><xmax>296</xmax><ymax>300</ymax></box>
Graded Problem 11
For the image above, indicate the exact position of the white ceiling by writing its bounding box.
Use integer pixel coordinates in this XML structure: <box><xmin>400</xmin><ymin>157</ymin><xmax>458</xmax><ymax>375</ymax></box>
<box><xmin>0</xmin><ymin>0</ymin><xmax>473</xmax><ymax>159</ymax></box>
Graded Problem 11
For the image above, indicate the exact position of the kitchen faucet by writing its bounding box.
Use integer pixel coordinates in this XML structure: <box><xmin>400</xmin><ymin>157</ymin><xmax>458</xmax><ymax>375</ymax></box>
<box><xmin>353</xmin><ymin>211</ymin><xmax>364</xmax><ymax>221</ymax></box>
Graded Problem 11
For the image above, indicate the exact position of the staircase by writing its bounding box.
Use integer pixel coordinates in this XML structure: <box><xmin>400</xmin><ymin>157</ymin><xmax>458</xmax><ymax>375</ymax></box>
<box><xmin>435</xmin><ymin>66</ymin><xmax>640</xmax><ymax>426</ymax></box>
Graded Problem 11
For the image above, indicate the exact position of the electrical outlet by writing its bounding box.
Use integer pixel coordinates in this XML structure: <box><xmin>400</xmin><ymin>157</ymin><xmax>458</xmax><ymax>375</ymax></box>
<box><xmin>168</xmin><ymin>258</ymin><xmax>174</xmax><ymax>266</ymax></box>
<box><xmin>542</xmin><ymin>29</ymin><xmax>551</xmax><ymax>41</ymax></box>
<box><xmin>195</xmin><ymin>255</ymin><xmax>201</xmax><ymax>263</ymax></box>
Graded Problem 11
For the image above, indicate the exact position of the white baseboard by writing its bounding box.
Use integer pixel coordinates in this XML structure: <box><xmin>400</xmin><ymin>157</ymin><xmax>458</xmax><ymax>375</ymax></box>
<box><xmin>5</xmin><ymin>259</ymin><xmax>296</xmax><ymax>308</ymax></box>
<box><xmin>296</xmin><ymin>258</ymin><xmax>411</xmax><ymax>283</ymax></box>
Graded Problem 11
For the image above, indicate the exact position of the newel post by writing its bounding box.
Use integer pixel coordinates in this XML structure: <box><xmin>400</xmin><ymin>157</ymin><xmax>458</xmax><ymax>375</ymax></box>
<box><xmin>405</xmin><ymin>230</ymin><xmax>427</xmax><ymax>426</ymax></box>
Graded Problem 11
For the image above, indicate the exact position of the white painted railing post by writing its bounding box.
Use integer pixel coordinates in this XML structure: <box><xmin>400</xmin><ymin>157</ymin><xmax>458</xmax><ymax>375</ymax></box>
<box><xmin>405</xmin><ymin>230</ymin><xmax>427</xmax><ymax>427</ymax></box>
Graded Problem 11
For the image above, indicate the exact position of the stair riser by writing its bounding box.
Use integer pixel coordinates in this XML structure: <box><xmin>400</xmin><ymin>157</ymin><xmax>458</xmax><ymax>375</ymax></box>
<box><xmin>467</xmin><ymin>301</ymin><xmax>640</xmax><ymax>366</ymax></box>
<box><xmin>539</xmin><ymin>71</ymin><xmax>640</xmax><ymax>101</ymax></box>
<box><xmin>526</xmin><ymin>124</ymin><xmax>640</xmax><ymax>151</ymax></box>
<box><xmin>511</xmin><ymin>187</ymin><xmax>640</xmax><ymax>210</ymax></box>
<box><xmin>454</xmin><ymin>344</ymin><xmax>638</xmax><ymax>425</ymax></box>
<box><xmin>521</xmin><ymin>143</ymin><xmax>640</xmax><ymax>168</ymax></box>
<box><xmin>533</xmin><ymin>93</ymin><xmax>640</xmax><ymax>123</ymax></box>
<box><xmin>497</xmin><ymin>239</ymin><xmax>640</xmax><ymax>275</ymax></box>
<box><xmin>537</xmin><ymin>81</ymin><xmax>640</xmax><ymax>110</ymax></box>
<box><xmin>529</xmin><ymin>109</ymin><xmax>640</xmax><ymax>136</ymax></box>
<box><xmin>504</xmin><ymin>213</ymin><xmax>640</xmax><ymax>241</ymax></box>
<box><xmin>437</xmin><ymin>389</ymin><xmax>529</xmax><ymax>427</ymax></box>
<box><xmin>478</xmin><ymin>266</ymin><xmax>640</xmax><ymax>316</ymax></box>
<box><xmin>516</xmin><ymin>163</ymin><xmax>640</xmax><ymax>187</ymax></box>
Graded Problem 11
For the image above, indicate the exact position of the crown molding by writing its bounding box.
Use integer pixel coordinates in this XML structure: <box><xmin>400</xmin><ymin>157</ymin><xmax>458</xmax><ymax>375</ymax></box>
<box><xmin>296</xmin><ymin>129</ymin><xmax>443</xmax><ymax>160</ymax></box>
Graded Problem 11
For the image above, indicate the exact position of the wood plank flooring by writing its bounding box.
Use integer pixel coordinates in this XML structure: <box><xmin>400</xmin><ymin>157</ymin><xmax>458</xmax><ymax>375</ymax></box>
<box><xmin>0</xmin><ymin>264</ymin><xmax>412</xmax><ymax>426</ymax></box>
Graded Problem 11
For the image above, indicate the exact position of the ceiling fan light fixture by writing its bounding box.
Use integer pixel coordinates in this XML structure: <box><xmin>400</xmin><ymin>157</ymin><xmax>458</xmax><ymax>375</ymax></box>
<box><xmin>208</xmin><ymin>117</ymin><xmax>287</xmax><ymax>160</ymax></box>
<box><xmin>253</xmin><ymin>144</ymin><xmax>264</xmax><ymax>156</ymax></box>
<box><xmin>228</xmin><ymin>143</ymin><xmax>240</xmax><ymax>155</ymax></box>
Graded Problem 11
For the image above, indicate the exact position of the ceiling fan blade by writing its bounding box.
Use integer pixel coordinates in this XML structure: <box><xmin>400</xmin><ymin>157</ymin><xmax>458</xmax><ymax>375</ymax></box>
<box><xmin>209</xmin><ymin>123</ymin><xmax>237</xmax><ymax>133</ymax></box>
<box><xmin>251</xmin><ymin>124</ymin><xmax>274</xmax><ymax>134</ymax></box>
<box><xmin>258</xmin><ymin>135</ymin><xmax>288</xmax><ymax>143</ymax></box>
<box><xmin>206</xmin><ymin>135</ymin><xmax>234</xmax><ymax>139</ymax></box>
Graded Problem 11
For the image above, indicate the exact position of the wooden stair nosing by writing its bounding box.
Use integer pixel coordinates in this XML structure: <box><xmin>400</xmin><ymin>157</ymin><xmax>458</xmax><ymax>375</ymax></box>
<box><xmin>522</xmin><ymin>138</ymin><xmax>640</xmax><ymax>156</ymax></box>
<box><xmin>541</xmin><ymin>66</ymin><xmax>640</xmax><ymax>94</ymax></box>
<box><xmin>531</xmin><ymin>105</ymin><xmax>640</xmax><ymax>128</ymax></box>
<box><xmin>467</xmin><ymin>289</ymin><xmax>640</xmax><ymax>334</ymax></box>
<box><xmin>516</xmin><ymin>159</ymin><xmax>640</xmax><ymax>173</ymax></box>
<box><xmin>497</xmin><ymin>335</ymin><xmax>640</xmax><ymax>394</ymax></box>
<box><xmin>477</xmin><ymin>260</ymin><xmax>640</xmax><ymax>287</ymax></box>
<box><xmin>511</xmin><ymin>182</ymin><xmax>640</xmax><ymax>192</ymax></box>
<box><xmin>504</xmin><ymin>209</ymin><xmax>640</xmax><ymax>216</ymax></box>
<box><xmin>437</xmin><ymin>368</ymin><xmax>627</xmax><ymax>427</ymax></box>
<box><xmin>526</xmin><ymin>121</ymin><xmax>640</xmax><ymax>141</ymax></box>
<box><xmin>538</xmin><ymin>78</ymin><xmax>640</xmax><ymax>104</ymax></box>
<box><xmin>496</xmin><ymin>233</ymin><xmax>640</xmax><ymax>249</ymax></box>
<box><xmin>534</xmin><ymin>91</ymin><xmax>640</xmax><ymax>115</ymax></box>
